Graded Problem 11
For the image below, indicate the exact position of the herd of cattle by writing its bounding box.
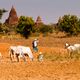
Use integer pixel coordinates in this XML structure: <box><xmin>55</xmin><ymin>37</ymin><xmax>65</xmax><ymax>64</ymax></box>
<box><xmin>9</xmin><ymin>43</ymin><xmax>80</xmax><ymax>62</ymax></box>
<box><xmin>0</xmin><ymin>43</ymin><xmax>80</xmax><ymax>62</ymax></box>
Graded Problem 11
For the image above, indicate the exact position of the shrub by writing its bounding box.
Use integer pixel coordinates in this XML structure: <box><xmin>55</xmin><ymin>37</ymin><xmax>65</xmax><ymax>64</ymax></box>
<box><xmin>39</xmin><ymin>24</ymin><xmax>53</xmax><ymax>34</ymax></box>
<box><xmin>58</xmin><ymin>14</ymin><xmax>80</xmax><ymax>36</ymax></box>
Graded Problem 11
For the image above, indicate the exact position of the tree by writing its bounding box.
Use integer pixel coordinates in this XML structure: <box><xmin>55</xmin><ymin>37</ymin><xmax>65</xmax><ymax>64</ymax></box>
<box><xmin>16</xmin><ymin>16</ymin><xmax>35</xmax><ymax>38</ymax></box>
<box><xmin>57</xmin><ymin>14</ymin><xmax>80</xmax><ymax>36</ymax></box>
<box><xmin>0</xmin><ymin>9</ymin><xmax>7</xmax><ymax>34</ymax></box>
<box><xmin>0</xmin><ymin>8</ymin><xmax>7</xmax><ymax>19</ymax></box>
<box><xmin>1</xmin><ymin>24</ymin><xmax>10</xmax><ymax>33</ymax></box>
<box><xmin>39</xmin><ymin>24</ymin><xmax>53</xmax><ymax>34</ymax></box>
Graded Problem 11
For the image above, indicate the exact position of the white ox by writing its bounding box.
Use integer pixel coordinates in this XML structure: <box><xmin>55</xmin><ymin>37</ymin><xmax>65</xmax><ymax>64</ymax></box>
<box><xmin>9</xmin><ymin>46</ymin><xmax>17</xmax><ymax>61</ymax></box>
<box><xmin>9</xmin><ymin>46</ymin><xmax>34</xmax><ymax>62</ymax></box>
<box><xmin>74</xmin><ymin>44</ymin><xmax>80</xmax><ymax>51</ymax></box>
<box><xmin>65</xmin><ymin>43</ymin><xmax>78</xmax><ymax>57</ymax></box>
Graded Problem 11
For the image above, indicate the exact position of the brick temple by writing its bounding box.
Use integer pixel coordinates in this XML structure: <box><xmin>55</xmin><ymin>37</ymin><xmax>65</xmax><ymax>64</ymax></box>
<box><xmin>5</xmin><ymin>6</ymin><xmax>18</xmax><ymax>25</ymax></box>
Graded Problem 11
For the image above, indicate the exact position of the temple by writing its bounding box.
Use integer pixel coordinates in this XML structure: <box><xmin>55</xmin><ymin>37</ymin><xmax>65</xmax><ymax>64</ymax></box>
<box><xmin>35</xmin><ymin>16</ymin><xmax>43</xmax><ymax>26</ymax></box>
<box><xmin>5</xmin><ymin>6</ymin><xmax>18</xmax><ymax>25</ymax></box>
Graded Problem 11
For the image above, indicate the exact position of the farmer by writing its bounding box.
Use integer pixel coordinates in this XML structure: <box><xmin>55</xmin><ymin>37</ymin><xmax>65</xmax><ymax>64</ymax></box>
<box><xmin>32</xmin><ymin>39</ymin><xmax>39</xmax><ymax>52</ymax></box>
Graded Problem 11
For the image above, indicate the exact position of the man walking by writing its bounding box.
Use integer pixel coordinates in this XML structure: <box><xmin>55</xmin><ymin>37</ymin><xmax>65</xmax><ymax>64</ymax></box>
<box><xmin>32</xmin><ymin>39</ymin><xmax>39</xmax><ymax>52</ymax></box>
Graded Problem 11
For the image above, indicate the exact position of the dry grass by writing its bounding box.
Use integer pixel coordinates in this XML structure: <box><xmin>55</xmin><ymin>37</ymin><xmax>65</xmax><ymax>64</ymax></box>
<box><xmin>0</xmin><ymin>33</ymin><xmax>80</xmax><ymax>80</ymax></box>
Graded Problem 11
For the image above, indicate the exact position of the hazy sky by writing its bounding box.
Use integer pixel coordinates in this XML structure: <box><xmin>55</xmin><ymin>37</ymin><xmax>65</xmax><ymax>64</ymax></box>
<box><xmin>0</xmin><ymin>0</ymin><xmax>80</xmax><ymax>24</ymax></box>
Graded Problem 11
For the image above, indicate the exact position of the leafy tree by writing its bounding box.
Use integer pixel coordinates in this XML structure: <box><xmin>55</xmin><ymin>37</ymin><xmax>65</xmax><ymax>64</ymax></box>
<box><xmin>58</xmin><ymin>14</ymin><xmax>80</xmax><ymax>35</ymax></box>
<box><xmin>39</xmin><ymin>24</ymin><xmax>53</xmax><ymax>34</ymax></box>
<box><xmin>16</xmin><ymin>16</ymin><xmax>35</xmax><ymax>38</ymax></box>
<box><xmin>32</xmin><ymin>23</ymin><xmax>43</xmax><ymax>33</ymax></box>
<box><xmin>0</xmin><ymin>8</ymin><xmax>8</xmax><ymax>34</ymax></box>
<box><xmin>1</xmin><ymin>24</ymin><xmax>10</xmax><ymax>33</ymax></box>
<box><xmin>0</xmin><ymin>8</ymin><xmax>7</xmax><ymax>19</ymax></box>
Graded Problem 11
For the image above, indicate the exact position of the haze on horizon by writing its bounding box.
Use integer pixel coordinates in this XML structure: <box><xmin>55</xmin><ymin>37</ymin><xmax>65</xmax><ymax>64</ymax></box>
<box><xmin>0</xmin><ymin>0</ymin><xmax>80</xmax><ymax>24</ymax></box>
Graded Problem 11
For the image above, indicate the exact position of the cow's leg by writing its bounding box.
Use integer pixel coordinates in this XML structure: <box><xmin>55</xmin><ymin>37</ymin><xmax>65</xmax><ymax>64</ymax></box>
<box><xmin>21</xmin><ymin>54</ymin><xmax>26</xmax><ymax>62</ymax></box>
<box><xmin>10</xmin><ymin>53</ymin><xmax>13</xmax><ymax>61</ymax></box>
<box><xmin>9</xmin><ymin>49</ymin><xmax>14</xmax><ymax>62</ymax></box>
<box><xmin>70</xmin><ymin>52</ymin><xmax>73</xmax><ymax>59</ymax></box>
<box><xmin>23</xmin><ymin>55</ymin><xmax>26</xmax><ymax>62</ymax></box>
<box><xmin>16</xmin><ymin>54</ymin><xmax>19</xmax><ymax>62</ymax></box>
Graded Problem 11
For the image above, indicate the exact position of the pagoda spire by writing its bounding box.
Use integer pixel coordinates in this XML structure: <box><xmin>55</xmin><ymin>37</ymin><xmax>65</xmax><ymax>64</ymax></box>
<box><xmin>35</xmin><ymin>16</ymin><xmax>43</xmax><ymax>27</ymax></box>
<box><xmin>5</xmin><ymin>6</ymin><xmax>18</xmax><ymax>25</ymax></box>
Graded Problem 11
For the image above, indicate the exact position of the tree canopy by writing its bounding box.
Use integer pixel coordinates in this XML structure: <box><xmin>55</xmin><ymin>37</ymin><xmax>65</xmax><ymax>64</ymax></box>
<box><xmin>57</xmin><ymin>14</ymin><xmax>80</xmax><ymax>35</ymax></box>
<box><xmin>0</xmin><ymin>8</ymin><xmax>7</xmax><ymax>19</ymax></box>
<box><xmin>16</xmin><ymin>16</ymin><xmax>35</xmax><ymax>38</ymax></box>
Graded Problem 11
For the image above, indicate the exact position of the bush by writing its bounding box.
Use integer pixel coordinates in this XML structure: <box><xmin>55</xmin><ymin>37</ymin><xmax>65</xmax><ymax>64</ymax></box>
<box><xmin>39</xmin><ymin>24</ymin><xmax>53</xmax><ymax>34</ymax></box>
<box><xmin>16</xmin><ymin>16</ymin><xmax>35</xmax><ymax>38</ymax></box>
<box><xmin>58</xmin><ymin>14</ymin><xmax>80</xmax><ymax>36</ymax></box>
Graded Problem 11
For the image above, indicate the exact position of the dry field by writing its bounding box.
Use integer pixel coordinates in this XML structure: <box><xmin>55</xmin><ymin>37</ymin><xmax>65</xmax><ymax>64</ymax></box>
<box><xmin>0</xmin><ymin>33</ymin><xmax>80</xmax><ymax>80</ymax></box>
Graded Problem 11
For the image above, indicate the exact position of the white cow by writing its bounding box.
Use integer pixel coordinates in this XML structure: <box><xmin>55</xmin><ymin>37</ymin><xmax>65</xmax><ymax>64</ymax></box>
<box><xmin>74</xmin><ymin>44</ymin><xmax>80</xmax><ymax>52</ymax></box>
<box><xmin>9</xmin><ymin>45</ymin><xmax>34</xmax><ymax>62</ymax></box>
<box><xmin>65</xmin><ymin>43</ymin><xmax>78</xmax><ymax>58</ymax></box>
<box><xmin>9</xmin><ymin>46</ymin><xmax>19</xmax><ymax>62</ymax></box>
<box><xmin>17</xmin><ymin>46</ymin><xmax>34</xmax><ymax>61</ymax></box>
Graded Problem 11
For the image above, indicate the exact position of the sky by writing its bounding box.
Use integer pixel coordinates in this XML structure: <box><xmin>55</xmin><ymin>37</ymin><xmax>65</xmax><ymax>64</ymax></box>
<box><xmin>0</xmin><ymin>0</ymin><xmax>80</xmax><ymax>24</ymax></box>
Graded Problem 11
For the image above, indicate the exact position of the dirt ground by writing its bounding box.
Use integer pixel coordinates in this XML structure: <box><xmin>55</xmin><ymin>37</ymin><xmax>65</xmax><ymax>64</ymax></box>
<box><xmin>0</xmin><ymin>36</ymin><xmax>80</xmax><ymax>80</ymax></box>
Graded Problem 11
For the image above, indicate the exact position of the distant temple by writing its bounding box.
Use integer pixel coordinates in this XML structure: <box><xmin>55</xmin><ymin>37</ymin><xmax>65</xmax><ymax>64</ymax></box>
<box><xmin>5</xmin><ymin>6</ymin><xmax>44</xmax><ymax>27</ymax></box>
<box><xmin>35</xmin><ymin>16</ymin><xmax>43</xmax><ymax>26</ymax></box>
<box><xmin>5</xmin><ymin>6</ymin><xmax>18</xmax><ymax>25</ymax></box>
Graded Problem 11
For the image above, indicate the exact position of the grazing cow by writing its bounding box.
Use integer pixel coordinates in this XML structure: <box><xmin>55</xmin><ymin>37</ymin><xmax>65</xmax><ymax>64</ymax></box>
<box><xmin>73</xmin><ymin>44</ymin><xmax>80</xmax><ymax>53</ymax></box>
<box><xmin>65</xmin><ymin>43</ymin><xmax>77</xmax><ymax>58</ymax></box>
<box><xmin>17</xmin><ymin>46</ymin><xmax>34</xmax><ymax>61</ymax></box>
<box><xmin>9</xmin><ymin>46</ymin><xmax>19</xmax><ymax>62</ymax></box>
<box><xmin>9</xmin><ymin>45</ymin><xmax>34</xmax><ymax>62</ymax></box>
